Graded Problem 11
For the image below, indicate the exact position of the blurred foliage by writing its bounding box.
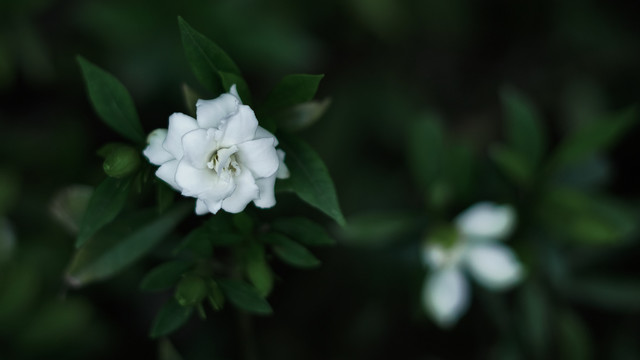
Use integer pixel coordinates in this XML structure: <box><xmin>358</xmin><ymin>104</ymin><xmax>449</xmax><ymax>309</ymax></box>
<box><xmin>2</xmin><ymin>0</ymin><xmax>640</xmax><ymax>359</ymax></box>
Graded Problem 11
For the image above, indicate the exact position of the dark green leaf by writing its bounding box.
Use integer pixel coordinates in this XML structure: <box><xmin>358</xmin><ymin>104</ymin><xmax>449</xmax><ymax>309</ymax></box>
<box><xmin>217</xmin><ymin>279</ymin><xmax>272</xmax><ymax>315</ymax></box>
<box><xmin>275</xmin><ymin>99</ymin><xmax>331</xmax><ymax>132</ymax></box>
<box><xmin>244</xmin><ymin>242</ymin><xmax>273</xmax><ymax>297</ymax></box>
<box><xmin>150</xmin><ymin>298</ymin><xmax>193</xmax><ymax>338</ymax></box>
<box><xmin>489</xmin><ymin>144</ymin><xmax>531</xmax><ymax>186</ymax></box>
<box><xmin>341</xmin><ymin>211</ymin><xmax>421</xmax><ymax>247</ymax></box>
<box><xmin>557</xmin><ymin>310</ymin><xmax>593</xmax><ymax>360</ymax></box>
<box><xmin>140</xmin><ymin>260</ymin><xmax>194</xmax><ymax>292</ymax></box>
<box><xmin>550</xmin><ymin>107</ymin><xmax>637</xmax><ymax>170</ymax></box>
<box><xmin>175</xmin><ymin>275</ymin><xmax>208</xmax><ymax>307</ymax></box>
<box><xmin>158</xmin><ymin>338</ymin><xmax>184</xmax><ymax>360</ymax></box>
<box><xmin>77</xmin><ymin>56</ymin><xmax>145</xmax><ymax>144</ymax></box>
<box><xmin>276</xmin><ymin>134</ymin><xmax>345</xmax><ymax>225</ymax></box>
<box><xmin>407</xmin><ymin>115</ymin><xmax>445</xmax><ymax>191</ymax></box>
<box><xmin>76</xmin><ymin>177</ymin><xmax>131</xmax><ymax>248</ymax></box>
<box><xmin>263</xmin><ymin>233</ymin><xmax>321</xmax><ymax>269</ymax></box>
<box><xmin>261</xmin><ymin>74</ymin><xmax>324</xmax><ymax>116</ymax></box>
<box><xmin>565</xmin><ymin>276</ymin><xmax>640</xmax><ymax>312</ymax></box>
<box><xmin>272</xmin><ymin>217</ymin><xmax>335</xmax><ymax>246</ymax></box>
<box><xmin>156</xmin><ymin>182</ymin><xmax>176</xmax><ymax>213</ymax></box>
<box><xmin>173</xmin><ymin>226</ymin><xmax>213</xmax><ymax>258</ymax></box>
<box><xmin>500</xmin><ymin>87</ymin><xmax>546</xmax><ymax>169</ymax></box>
<box><xmin>178</xmin><ymin>17</ymin><xmax>250</xmax><ymax>102</ymax></box>
<box><xmin>67</xmin><ymin>203</ymin><xmax>191</xmax><ymax>286</ymax></box>
<box><xmin>518</xmin><ymin>282</ymin><xmax>549</xmax><ymax>359</ymax></box>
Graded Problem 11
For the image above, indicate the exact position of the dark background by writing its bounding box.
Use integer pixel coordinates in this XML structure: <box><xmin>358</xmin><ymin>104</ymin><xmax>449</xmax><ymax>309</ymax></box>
<box><xmin>2</xmin><ymin>0</ymin><xmax>640</xmax><ymax>359</ymax></box>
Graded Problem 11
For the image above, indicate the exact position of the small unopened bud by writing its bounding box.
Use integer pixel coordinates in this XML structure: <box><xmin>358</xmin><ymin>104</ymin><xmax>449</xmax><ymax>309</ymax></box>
<box><xmin>175</xmin><ymin>275</ymin><xmax>207</xmax><ymax>307</ymax></box>
<box><xmin>99</xmin><ymin>143</ymin><xmax>140</xmax><ymax>179</ymax></box>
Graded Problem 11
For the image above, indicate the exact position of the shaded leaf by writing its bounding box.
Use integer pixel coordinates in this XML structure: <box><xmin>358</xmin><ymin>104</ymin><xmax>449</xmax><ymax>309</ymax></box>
<box><xmin>341</xmin><ymin>211</ymin><xmax>421</xmax><ymax>247</ymax></box>
<box><xmin>140</xmin><ymin>260</ymin><xmax>194</xmax><ymax>292</ymax></box>
<box><xmin>276</xmin><ymin>134</ymin><xmax>345</xmax><ymax>225</ymax></box>
<box><xmin>272</xmin><ymin>217</ymin><xmax>335</xmax><ymax>246</ymax></box>
<box><xmin>275</xmin><ymin>99</ymin><xmax>331</xmax><ymax>132</ymax></box>
<box><xmin>490</xmin><ymin>144</ymin><xmax>531</xmax><ymax>186</ymax></box>
<box><xmin>500</xmin><ymin>87</ymin><xmax>546</xmax><ymax>169</ymax></box>
<box><xmin>263</xmin><ymin>233</ymin><xmax>321</xmax><ymax>269</ymax></box>
<box><xmin>150</xmin><ymin>298</ymin><xmax>193</xmax><ymax>338</ymax></box>
<box><xmin>76</xmin><ymin>177</ymin><xmax>131</xmax><ymax>248</ymax></box>
<box><xmin>77</xmin><ymin>56</ymin><xmax>145</xmax><ymax>144</ymax></box>
<box><xmin>158</xmin><ymin>338</ymin><xmax>184</xmax><ymax>360</ymax></box>
<box><xmin>217</xmin><ymin>279</ymin><xmax>272</xmax><ymax>315</ymax></box>
<box><xmin>244</xmin><ymin>242</ymin><xmax>273</xmax><ymax>297</ymax></box>
<box><xmin>557</xmin><ymin>310</ymin><xmax>593</xmax><ymax>360</ymax></box>
<box><xmin>67</xmin><ymin>203</ymin><xmax>191</xmax><ymax>286</ymax></box>
<box><xmin>550</xmin><ymin>107</ymin><xmax>637</xmax><ymax>169</ymax></box>
<box><xmin>178</xmin><ymin>17</ymin><xmax>250</xmax><ymax>102</ymax></box>
<box><xmin>261</xmin><ymin>74</ymin><xmax>324</xmax><ymax>116</ymax></box>
<box><xmin>565</xmin><ymin>276</ymin><xmax>640</xmax><ymax>312</ymax></box>
<box><xmin>407</xmin><ymin>115</ymin><xmax>445</xmax><ymax>191</ymax></box>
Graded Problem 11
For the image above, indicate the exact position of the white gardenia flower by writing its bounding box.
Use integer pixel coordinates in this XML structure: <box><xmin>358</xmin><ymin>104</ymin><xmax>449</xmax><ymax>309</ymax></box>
<box><xmin>421</xmin><ymin>202</ymin><xmax>523</xmax><ymax>328</ymax></box>
<box><xmin>143</xmin><ymin>85</ymin><xmax>289</xmax><ymax>215</ymax></box>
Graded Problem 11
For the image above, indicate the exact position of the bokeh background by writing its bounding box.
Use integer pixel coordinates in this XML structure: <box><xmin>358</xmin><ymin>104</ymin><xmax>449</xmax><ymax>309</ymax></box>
<box><xmin>2</xmin><ymin>0</ymin><xmax>640</xmax><ymax>359</ymax></box>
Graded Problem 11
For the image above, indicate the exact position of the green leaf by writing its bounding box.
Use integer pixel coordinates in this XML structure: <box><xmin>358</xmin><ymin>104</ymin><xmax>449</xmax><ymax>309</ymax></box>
<box><xmin>217</xmin><ymin>279</ymin><xmax>273</xmax><ymax>315</ymax></box>
<box><xmin>261</xmin><ymin>74</ymin><xmax>324</xmax><ymax>116</ymax></box>
<box><xmin>276</xmin><ymin>134</ymin><xmax>345</xmax><ymax>225</ymax></box>
<box><xmin>49</xmin><ymin>185</ymin><xmax>93</xmax><ymax>236</ymax></box>
<box><xmin>518</xmin><ymin>282</ymin><xmax>549</xmax><ymax>359</ymax></box>
<box><xmin>76</xmin><ymin>177</ymin><xmax>131</xmax><ymax>248</ymax></box>
<box><xmin>550</xmin><ymin>107</ymin><xmax>637</xmax><ymax>170</ymax></box>
<box><xmin>158</xmin><ymin>338</ymin><xmax>184</xmax><ymax>360</ymax></box>
<box><xmin>67</xmin><ymin>203</ymin><xmax>191</xmax><ymax>286</ymax></box>
<box><xmin>174</xmin><ymin>275</ymin><xmax>208</xmax><ymax>307</ymax></box>
<box><xmin>140</xmin><ymin>260</ymin><xmax>194</xmax><ymax>292</ymax></box>
<box><xmin>275</xmin><ymin>99</ymin><xmax>332</xmax><ymax>132</ymax></box>
<box><xmin>407</xmin><ymin>115</ymin><xmax>445</xmax><ymax>191</ymax></box>
<box><xmin>272</xmin><ymin>217</ymin><xmax>335</xmax><ymax>246</ymax></box>
<box><xmin>539</xmin><ymin>188</ymin><xmax>636</xmax><ymax>245</ymax></box>
<box><xmin>565</xmin><ymin>276</ymin><xmax>640</xmax><ymax>312</ymax></box>
<box><xmin>77</xmin><ymin>56</ymin><xmax>145</xmax><ymax>144</ymax></box>
<box><xmin>500</xmin><ymin>87</ymin><xmax>546</xmax><ymax>169</ymax></box>
<box><xmin>173</xmin><ymin>226</ymin><xmax>214</xmax><ymax>258</ymax></box>
<box><xmin>489</xmin><ymin>144</ymin><xmax>531</xmax><ymax>186</ymax></box>
<box><xmin>244</xmin><ymin>242</ymin><xmax>273</xmax><ymax>297</ymax></box>
<box><xmin>557</xmin><ymin>310</ymin><xmax>593</xmax><ymax>360</ymax></box>
<box><xmin>150</xmin><ymin>298</ymin><xmax>193</xmax><ymax>339</ymax></box>
<box><xmin>177</xmin><ymin>17</ymin><xmax>250</xmax><ymax>102</ymax></box>
<box><xmin>340</xmin><ymin>211</ymin><xmax>421</xmax><ymax>247</ymax></box>
<box><xmin>263</xmin><ymin>233</ymin><xmax>321</xmax><ymax>269</ymax></box>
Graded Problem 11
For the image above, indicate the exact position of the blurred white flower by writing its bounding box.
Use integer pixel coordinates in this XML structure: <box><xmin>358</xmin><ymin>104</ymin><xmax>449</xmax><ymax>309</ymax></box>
<box><xmin>421</xmin><ymin>202</ymin><xmax>523</xmax><ymax>328</ymax></box>
<box><xmin>143</xmin><ymin>85</ymin><xmax>289</xmax><ymax>215</ymax></box>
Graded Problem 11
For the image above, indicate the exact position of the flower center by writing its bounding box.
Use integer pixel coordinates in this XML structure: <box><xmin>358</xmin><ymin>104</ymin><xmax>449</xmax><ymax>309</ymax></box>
<box><xmin>207</xmin><ymin>145</ymin><xmax>241</xmax><ymax>178</ymax></box>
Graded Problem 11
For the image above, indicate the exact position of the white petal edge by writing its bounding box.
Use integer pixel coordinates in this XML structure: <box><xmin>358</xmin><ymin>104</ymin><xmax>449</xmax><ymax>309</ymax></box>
<box><xmin>156</xmin><ymin>160</ymin><xmax>180</xmax><ymax>190</ymax></box>
<box><xmin>195</xmin><ymin>200</ymin><xmax>209</xmax><ymax>215</ymax></box>
<box><xmin>464</xmin><ymin>243</ymin><xmax>524</xmax><ymax>291</ymax></box>
<box><xmin>219</xmin><ymin>105</ymin><xmax>259</xmax><ymax>148</ymax></box>
<box><xmin>196</xmin><ymin>93</ymin><xmax>240</xmax><ymax>129</ymax></box>
<box><xmin>163</xmin><ymin>113</ymin><xmax>198</xmax><ymax>160</ymax></box>
<box><xmin>221</xmin><ymin>169</ymin><xmax>259</xmax><ymax>213</ymax></box>
<box><xmin>276</xmin><ymin>149</ymin><xmax>290</xmax><ymax>179</ymax></box>
<box><xmin>143</xmin><ymin>129</ymin><xmax>173</xmax><ymax>165</ymax></box>
<box><xmin>455</xmin><ymin>202</ymin><xmax>516</xmax><ymax>241</ymax></box>
<box><xmin>422</xmin><ymin>268</ymin><xmax>470</xmax><ymax>328</ymax></box>
<box><xmin>253</xmin><ymin>175</ymin><xmax>276</xmax><ymax>209</ymax></box>
<box><xmin>255</xmin><ymin>126</ymin><xmax>278</xmax><ymax>146</ymax></box>
<box><xmin>236</xmin><ymin>138</ymin><xmax>279</xmax><ymax>179</ymax></box>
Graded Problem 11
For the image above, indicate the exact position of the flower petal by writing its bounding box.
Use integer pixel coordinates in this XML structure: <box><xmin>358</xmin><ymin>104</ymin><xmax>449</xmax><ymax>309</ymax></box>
<box><xmin>196</xmin><ymin>93</ymin><xmax>240</xmax><ymax>129</ymax></box>
<box><xmin>255</xmin><ymin>126</ymin><xmax>278</xmax><ymax>146</ymax></box>
<box><xmin>182</xmin><ymin>129</ymin><xmax>217</xmax><ymax>169</ymax></box>
<box><xmin>422</xmin><ymin>268</ymin><xmax>470</xmax><ymax>328</ymax></box>
<box><xmin>464</xmin><ymin>243</ymin><xmax>524</xmax><ymax>290</ymax></box>
<box><xmin>163</xmin><ymin>113</ymin><xmax>198</xmax><ymax>160</ymax></box>
<box><xmin>156</xmin><ymin>159</ymin><xmax>180</xmax><ymax>190</ymax></box>
<box><xmin>219</xmin><ymin>105</ymin><xmax>259</xmax><ymax>147</ymax></box>
<box><xmin>143</xmin><ymin>129</ymin><xmax>173</xmax><ymax>165</ymax></box>
<box><xmin>253</xmin><ymin>175</ymin><xmax>276</xmax><ymax>209</ymax></box>
<box><xmin>175</xmin><ymin>161</ymin><xmax>235</xmax><ymax>200</ymax></box>
<box><xmin>221</xmin><ymin>168</ymin><xmax>259</xmax><ymax>213</ymax></box>
<box><xmin>276</xmin><ymin>149</ymin><xmax>290</xmax><ymax>179</ymax></box>
<box><xmin>229</xmin><ymin>84</ymin><xmax>241</xmax><ymax>103</ymax></box>
<box><xmin>236</xmin><ymin>138</ymin><xmax>279</xmax><ymax>178</ymax></box>
<box><xmin>195</xmin><ymin>199</ymin><xmax>209</xmax><ymax>215</ymax></box>
<box><xmin>455</xmin><ymin>202</ymin><xmax>516</xmax><ymax>241</ymax></box>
